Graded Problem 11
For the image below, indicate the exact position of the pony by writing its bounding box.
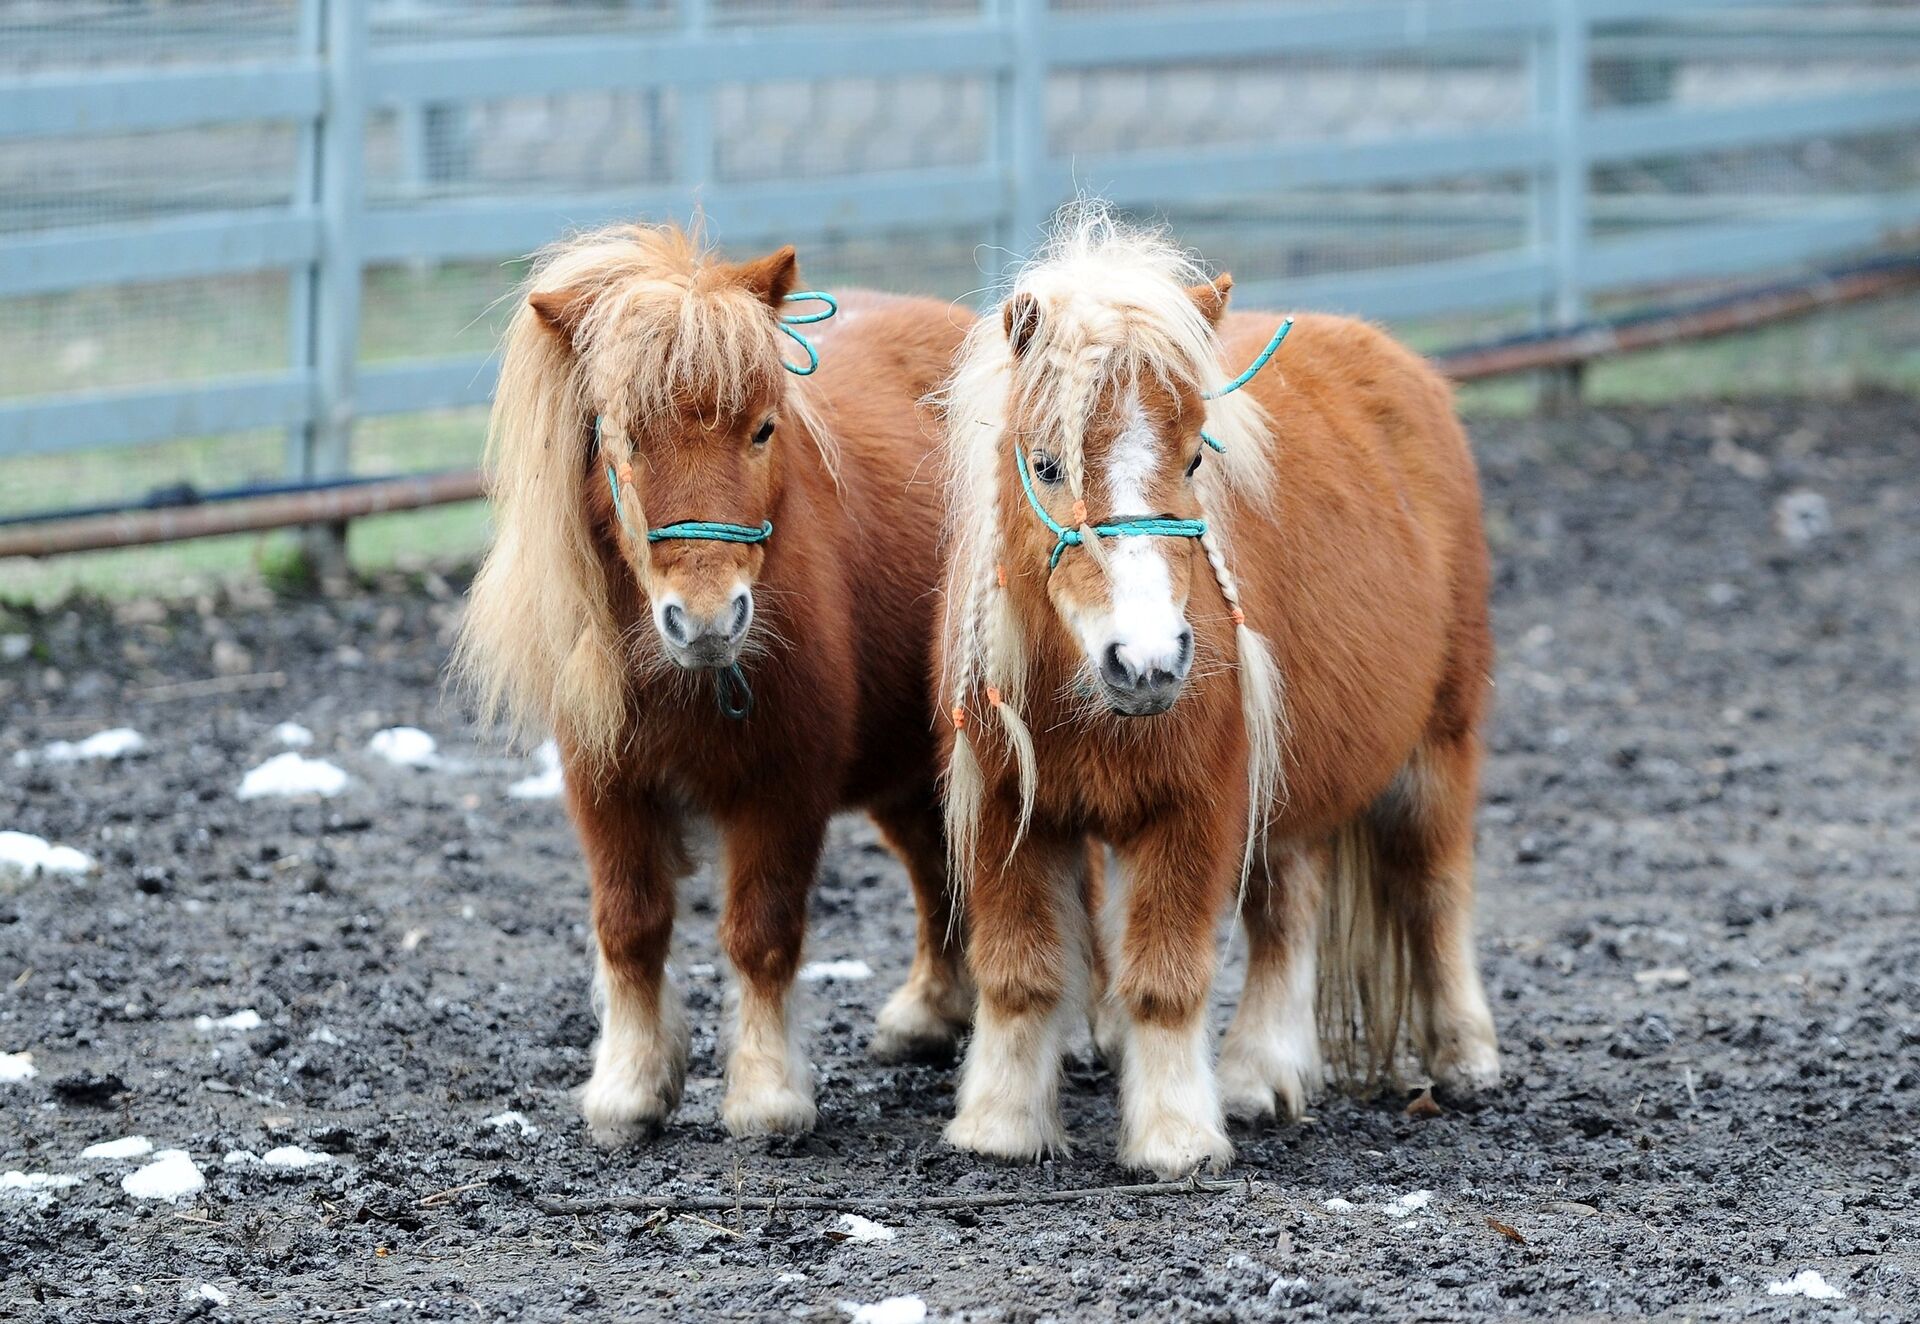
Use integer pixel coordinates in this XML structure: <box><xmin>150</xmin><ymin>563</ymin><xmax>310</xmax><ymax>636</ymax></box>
<box><xmin>934</xmin><ymin>205</ymin><xmax>1501</xmax><ymax>1177</ymax></box>
<box><xmin>454</xmin><ymin>221</ymin><xmax>975</xmax><ymax>1141</ymax></box>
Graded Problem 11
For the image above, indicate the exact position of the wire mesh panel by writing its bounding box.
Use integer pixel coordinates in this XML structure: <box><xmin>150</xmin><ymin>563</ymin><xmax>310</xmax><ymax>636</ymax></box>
<box><xmin>1</xmin><ymin>0</ymin><xmax>1918</xmax><ymax>576</ymax></box>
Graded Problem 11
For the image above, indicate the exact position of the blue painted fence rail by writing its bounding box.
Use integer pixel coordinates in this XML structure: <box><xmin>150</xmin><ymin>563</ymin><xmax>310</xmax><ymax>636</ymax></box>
<box><xmin>2</xmin><ymin>0</ymin><xmax>1919</xmax><ymax>498</ymax></box>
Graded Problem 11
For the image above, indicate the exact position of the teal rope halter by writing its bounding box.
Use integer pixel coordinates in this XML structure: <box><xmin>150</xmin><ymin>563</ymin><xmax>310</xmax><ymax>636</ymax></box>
<box><xmin>1197</xmin><ymin>315</ymin><xmax>1293</xmax><ymax>454</ymax></box>
<box><xmin>777</xmin><ymin>290</ymin><xmax>837</xmax><ymax>375</ymax></box>
<box><xmin>1014</xmin><ymin>442</ymin><xmax>1208</xmax><ymax>571</ymax></box>
<box><xmin>1008</xmin><ymin>314</ymin><xmax>1295</xmax><ymax>568</ymax></box>
<box><xmin>587</xmin><ymin>288</ymin><xmax>835</xmax><ymax>719</ymax></box>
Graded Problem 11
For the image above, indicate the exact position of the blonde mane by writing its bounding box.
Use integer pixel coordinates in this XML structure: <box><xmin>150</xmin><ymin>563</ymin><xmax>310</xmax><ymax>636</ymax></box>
<box><xmin>453</xmin><ymin>221</ymin><xmax>827</xmax><ymax>773</ymax></box>
<box><xmin>938</xmin><ymin>202</ymin><xmax>1287</xmax><ymax>883</ymax></box>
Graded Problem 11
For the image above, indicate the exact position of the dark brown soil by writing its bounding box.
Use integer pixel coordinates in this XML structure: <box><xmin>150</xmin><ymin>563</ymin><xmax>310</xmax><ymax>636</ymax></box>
<box><xmin>2</xmin><ymin>397</ymin><xmax>1916</xmax><ymax>1321</ymax></box>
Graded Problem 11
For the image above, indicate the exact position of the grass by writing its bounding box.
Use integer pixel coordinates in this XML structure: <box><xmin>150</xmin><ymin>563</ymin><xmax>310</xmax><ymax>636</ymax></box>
<box><xmin>3</xmin><ymin>286</ymin><xmax>1916</xmax><ymax>606</ymax></box>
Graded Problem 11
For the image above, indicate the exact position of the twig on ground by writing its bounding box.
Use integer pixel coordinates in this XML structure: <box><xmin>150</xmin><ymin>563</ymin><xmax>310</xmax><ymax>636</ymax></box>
<box><xmin>137</xmin><ymin>671</ymin><xmax>287</xmax><ymax>702</ymax></box>
<box><xmin>418</xmin><ymin>1180</ymin><xmax>491</xmax><ymax>1208</ymax></box>
<box><xmin>676</xmin><ymin>1212</ymin><xmax>745</xmax><ymax>1239</ymax></box>
<box><xmin>535</xmin><ymin>1175</ymin><xmax>1250</xmax><ymax>1218</ymax></box>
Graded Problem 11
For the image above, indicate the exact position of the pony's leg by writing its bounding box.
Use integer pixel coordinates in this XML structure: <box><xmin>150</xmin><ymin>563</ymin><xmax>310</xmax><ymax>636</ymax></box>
<box><xmin>573</xmin><ymin>783</ymin><xmax>692</xmax><ymax>1146</ymax></box>
<box><xmin>716</xmin><ymin>806</ymin><xmax>827</xmax><ymax>1136</ymax></box>
<box><xmin>1376</xmin><ymin>736</ymin><xmax>1501</xmax><ymax>1096</ymax></box>
<box><xmin>868</xmin><ymin>793</ymin><xmax>974</xmax><ymax>1062</ymax></box>
<box><xmin>1083</xmin><ymin>840</ymin><xmax>1128</xmax><ymax>1064</ymax></box>
<box><xmin>946</xmin><ymin>827</ymin><xmax>1089</xmax><ymax>1161</ymax></box>
<box><xmin>1109</xmin><ymin>813</ymin><xmax>1238</xmax><ymax>1178</ymax></box>
<box><xmin>1218</xmin><ymin>841</ymin><xmax>1326</xmax><ymax>1123</ymax></box>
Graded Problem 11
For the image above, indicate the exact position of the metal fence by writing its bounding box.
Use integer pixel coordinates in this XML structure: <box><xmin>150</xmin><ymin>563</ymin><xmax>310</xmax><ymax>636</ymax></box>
<box><xmin>2</xmin><ymin>0</ymin><xmax>1919</xmax><ymax>533</ymax></box>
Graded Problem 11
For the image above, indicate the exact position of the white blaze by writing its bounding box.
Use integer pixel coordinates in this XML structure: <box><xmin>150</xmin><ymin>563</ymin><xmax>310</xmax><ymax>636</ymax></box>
<box><xmin>1090</xmin><ymin>394</ymin><xmax>1188</xmax><ymax>676</ymax></box>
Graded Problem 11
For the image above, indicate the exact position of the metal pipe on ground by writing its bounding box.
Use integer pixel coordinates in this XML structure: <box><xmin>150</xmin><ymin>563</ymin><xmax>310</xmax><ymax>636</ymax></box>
<box><xmin>2</xmin><ymin>258</ymin><xmax>1916</xmax><ymax>560</ymax></box>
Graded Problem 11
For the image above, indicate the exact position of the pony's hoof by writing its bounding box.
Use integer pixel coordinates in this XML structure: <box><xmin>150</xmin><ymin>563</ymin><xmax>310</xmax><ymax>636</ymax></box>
<box><xmin>1218</xmin><ymin>1038</ymin><xmax>1320</xmax><ymax>1124</ymax></box>
<box><xmin>944</xmin><ymin>1103</ymin><xmax>1065</xmax><ymax>1164</ymax></box>
<box><xmin>870</xmin><ymin>986</ymin><xmax>967</xmax><ymax>1063</ymax></box>
<box><xmin>579</xmin><ymin>1073</ymin><xmax>679</xmax><ymax>1147</ymax></box>
<box><xmin>1427</xmin><ymin>1037</ymin><xmax>1501</xmax><ymax>1099</ymax></box>
<box><xmin>1118</xmin><ymin>1114</ymin><xmax>1232</xmax><ymax>1180</ymax></box>
<box><xmin>722</xmin><ymin>1084</ymin><xmax>818</xmax><ymax>1138</ymax></box>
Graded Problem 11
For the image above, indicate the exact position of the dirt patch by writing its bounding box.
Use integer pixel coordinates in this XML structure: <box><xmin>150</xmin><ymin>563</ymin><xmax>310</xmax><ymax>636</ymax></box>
<box><xmin>2</xmin><ymin>398</ymin><xmax>1916</xmax><ymax>1321</ymax></box>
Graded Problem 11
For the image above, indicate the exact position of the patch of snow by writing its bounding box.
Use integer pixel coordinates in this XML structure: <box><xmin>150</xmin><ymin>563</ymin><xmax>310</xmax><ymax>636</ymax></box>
<box><xmin>194</xmin><ymin>1009</ymin><xmax>262</xmax><ymax>1034</ymax></box>
<box><xmin>223</xmin><ymin>1151</ymin><xmax>261</xmax><ymax>1167</ymax></box>
<box><xmin>14</xmin><ymin>727</ymin><xmax>146</xmax><ymax>767</ymax></box>
<box><xmin>1384</xmin><ymin>1189</ymin><xmax>1433</xmax><ymax>1218</ymax></box>
<box><xmin>261</xmin><ymin>1145</ymin><xmax>332</xmax><ymax>1169</ymax></box>
<box><xmin>800</xmin><ymin>959</ymin><xmax>874</xmax><ymax>983</ymax></box>
<box><xmin>271</xmin><ymin>721</ymin><xmax>314</xmax><ymax>748</ymax></box>
<box><xmin>0</xmin><ymin>832</ymin><xmax>94</xmax><ymax>878</ymax></box>
<box><xmin>507</xmin><ymin>741</ymin><xmax>563</xmax><ymax>800</ymax></box>
<box><xmin>237</xmin><ymin>753</ymin><xmax>349</xmax><ymax>800</ymax></box>
<box><xmin>1</xmin><ymin>1171</ymin><xmax>81</xmax><ymax>1205</ymax></box>
<box><xmin>189</xmin><ymin>1284</ymin><xmax>230</xmax><ymax>1306</ymax></box>
<box><xmin>80</xmin><ymin>1136</ymin><xmax>153</xmax><ymax>1161</ymax></box>
<box><xmin>777</xmin><ymin>1272</ymin><xmax>809</xmax><ymax>1284</ymax></box>
<box><xmin>839</xmin><ymin>1297</ymin><xmax>926</xmax><ymax>1324</ymax></box>
<box><xmin>1767</xmin><ymin>1270</ymin><xmax>1845</xmax><ymax>1301</ymax></box>
<box><xmin>309</xmin><ymin>1025</ymin><xmax>344</xmax><ymax>1046</ymax></box>
<box><xmin>1322</xmin><ymin>1198</ymin><xmax>1356</xmax><ymax>1212</ymax></box>
<box><xmin>0</xmin><ymin>1050</ymin><xmax>38</xmax><ymax>1083</ymax></box>
<box><xmin>835</xmin><ymin>1212</ymin><xmax>896</xmax><ymax>1243</ymax></box>
<box><xmin>1634</xmin><ymin>966</ymin><xmax>1691</xmax><ymax>989</ymax></box>
<box><xmin>122</xmin><ymin>1150</ymin><xmax>205</xmax><ymax>1201</ymax></box>
<box><xmin>368</xmin><ymin>727</ymin><xmax>439</xmax><ymax>768</ymax></box>
<box><xmin>1775</xmin><ymin>490</ymin><xmax>1832</xmax><ymax>547</ymax></box>
<box><xmin>485</xmin><ymin>1111</ymin><xmax>539</xmax><ymax>1137</ymax></box>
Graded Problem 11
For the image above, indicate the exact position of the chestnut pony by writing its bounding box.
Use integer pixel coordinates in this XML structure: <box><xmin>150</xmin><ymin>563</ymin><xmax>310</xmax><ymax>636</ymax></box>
<box><xmin>456</xmin><ymin>222</ymin><xmax>972</xmax><ymax>1141</ymax></box>
<box><xmin>936</xmin><ymin>207</ymin><xmax>1501</xmax><ymax>1177</ymax></box>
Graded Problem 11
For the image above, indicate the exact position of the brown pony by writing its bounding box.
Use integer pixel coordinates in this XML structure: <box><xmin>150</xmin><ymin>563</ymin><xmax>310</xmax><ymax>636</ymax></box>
<box><xmin>455</xmin><ymin>222</ymin><xmax>973</xmax><ymax>1141</ymax></box>
<box><xmin>935</xmin><ymin>206</ymin><xmax>1501</xmax><ymax>1177</ymax></box>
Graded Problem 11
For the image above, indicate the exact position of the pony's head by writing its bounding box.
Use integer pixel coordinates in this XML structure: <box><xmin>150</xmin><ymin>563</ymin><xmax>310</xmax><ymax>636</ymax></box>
<box><xmin>997</xmin><ymin>274</ymin><xmax>1232</xmax><ymax>714</ymax></box>
<box><xmin>456</xmin><ymin>221</ymin><xmax>827</xmax><ymax>768</ymax></box>
<box><xmin>529</xmin><ymin>229</ymin><xmax>806</xmax><ymax>669</ymax></box>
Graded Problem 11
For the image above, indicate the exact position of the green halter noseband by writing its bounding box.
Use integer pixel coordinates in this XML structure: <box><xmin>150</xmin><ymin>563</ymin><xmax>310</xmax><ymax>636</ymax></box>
<box><xmin>590</xmin><ymin>288</ymin><xmax>837</xmax><ymax>721</ymax></box>
<box><xmin>1012</xmin><ymin>315</ymin><xmax>1293</xmax><ymax>570</ymax></box>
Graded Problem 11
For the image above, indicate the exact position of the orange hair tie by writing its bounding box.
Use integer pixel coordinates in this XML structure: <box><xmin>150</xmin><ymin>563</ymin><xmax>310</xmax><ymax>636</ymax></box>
<box><xmin>986</xmin><ymin>686</ymin><xmax>1003</xmax><ymax>707</ymax></box>
<box><xmin>616</xmin><ymin>461</ymin><xmax>634</xmax><ymax>487</ymax></box>
<box><xmin>951</xmin><ymin>704</ymin><xmax>968</xmax><ymax>731</ymax></box>
<box><xmin>994</xmin><ymin>563</ymin><xmax>1007</xmax><ymax>588</ymax></box>
<box><xmin>1230</xmin><ymin>607</ymin><xmax>1246</xmax><ymax>626</ymax></box>
<box><xmin>1072</xmin><ymin>500</ymin><xmax>1089</xmax><ymax>525</ymax></box>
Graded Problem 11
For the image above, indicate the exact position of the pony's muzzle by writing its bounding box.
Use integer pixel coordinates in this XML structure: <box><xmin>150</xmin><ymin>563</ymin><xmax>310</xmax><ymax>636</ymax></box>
<box><xmin>657</xmin><ymin>587</ymin><xmax>753</xmax><ymax>669</ymax></box>
<box><xmin>1096</xmin><ymin>626</ymin><xmax>1193</xmax><ymax>716</ymax></box>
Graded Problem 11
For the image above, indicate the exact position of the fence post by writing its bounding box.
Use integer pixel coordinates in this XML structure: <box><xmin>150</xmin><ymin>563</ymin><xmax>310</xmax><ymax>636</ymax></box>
<box><xmin>298</xmin><ymin>0</ymin><xmax>368</xmax><ymax>576</ymax></box>
<box><xmin>991</xmin><ymin>0</ymin><xmax>1048</xmax><ymax>265</ymax></box>
<box><xmin>679</xmin><ymin>0</ymin><xmax>714</xmax><ymax>208</ymax></box>
<box><xmin>1532</xmin><ymin>0</ymin><xmax>1590</xmax><ymax>414</ymax></box>
<box><xmin>286</xmin><ymin>0</ymin><xmax>323</xmax><ymax>490</ymax></box>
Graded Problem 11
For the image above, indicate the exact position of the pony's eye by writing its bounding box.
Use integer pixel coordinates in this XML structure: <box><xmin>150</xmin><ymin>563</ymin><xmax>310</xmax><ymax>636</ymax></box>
<box><xmin>1185</xmin><ymin>450</ymin><xmax>1203</xmax><ymax>478</ymax></box>
<box><xmin>1031</xmin><ymin>451</ymin><xmax>1063</xmax><ymax>485</ymax></box>
<box><xmin>752</xmin><ymin>417</ymin><xmax>775</xmax><ymax>446</ymax></box>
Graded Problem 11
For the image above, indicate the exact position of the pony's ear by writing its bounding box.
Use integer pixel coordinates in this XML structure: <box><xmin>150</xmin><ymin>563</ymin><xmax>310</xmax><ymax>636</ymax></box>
<box><xmin>1003</xmin><ymin>292</ymin><xmax>1042</xmax><ymax>358</ymax></box>
<box><xmin>1186</xmin><ymin>273</ymin><xmax>1233</xmax><ymax>326</ymax></box>
<box><xmin>726</xmin><ymin>245</ymin><xmax>800</xmax><ymax>310</ymax></box>
<box><xmin>528</xmin><ymin>285</ymin><xmax>594</xmax><ymax>344</ymax></box>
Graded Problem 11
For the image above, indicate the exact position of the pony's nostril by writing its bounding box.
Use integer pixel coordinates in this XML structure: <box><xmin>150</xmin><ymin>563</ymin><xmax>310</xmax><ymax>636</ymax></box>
<box><xmin>1175</xmin><ymin>627</ymin><xmax>1194</xmax><ymax>673</ymax></box>
<box><xmin>661</xmin><ymin>604</ymin><xmax>690</xmax><ymax>645</ymax></box>
<box><xmin>727</xmin><ymin>591</ymin><xmax>752</xmax><ymax>640</ymax></box>
<box><xmin>1100</xmin><ymin>642</ymin><xmax>1134</xmax><ymax>689</ymax></box>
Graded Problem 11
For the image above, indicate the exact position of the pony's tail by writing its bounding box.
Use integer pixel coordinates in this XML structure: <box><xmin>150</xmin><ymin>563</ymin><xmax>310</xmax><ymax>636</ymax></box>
<box><xmin>1315</xmin><ymin>819</ymin><xmax>1412</xmax><ymax>1090</ymax></box>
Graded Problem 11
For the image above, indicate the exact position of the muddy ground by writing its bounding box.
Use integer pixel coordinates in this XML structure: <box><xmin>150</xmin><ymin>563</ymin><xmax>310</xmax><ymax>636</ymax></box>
<box><xmin>1</xmin><ymin>397</ymin><xmax>1916</xmax><ymax>1322</ymax></box>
